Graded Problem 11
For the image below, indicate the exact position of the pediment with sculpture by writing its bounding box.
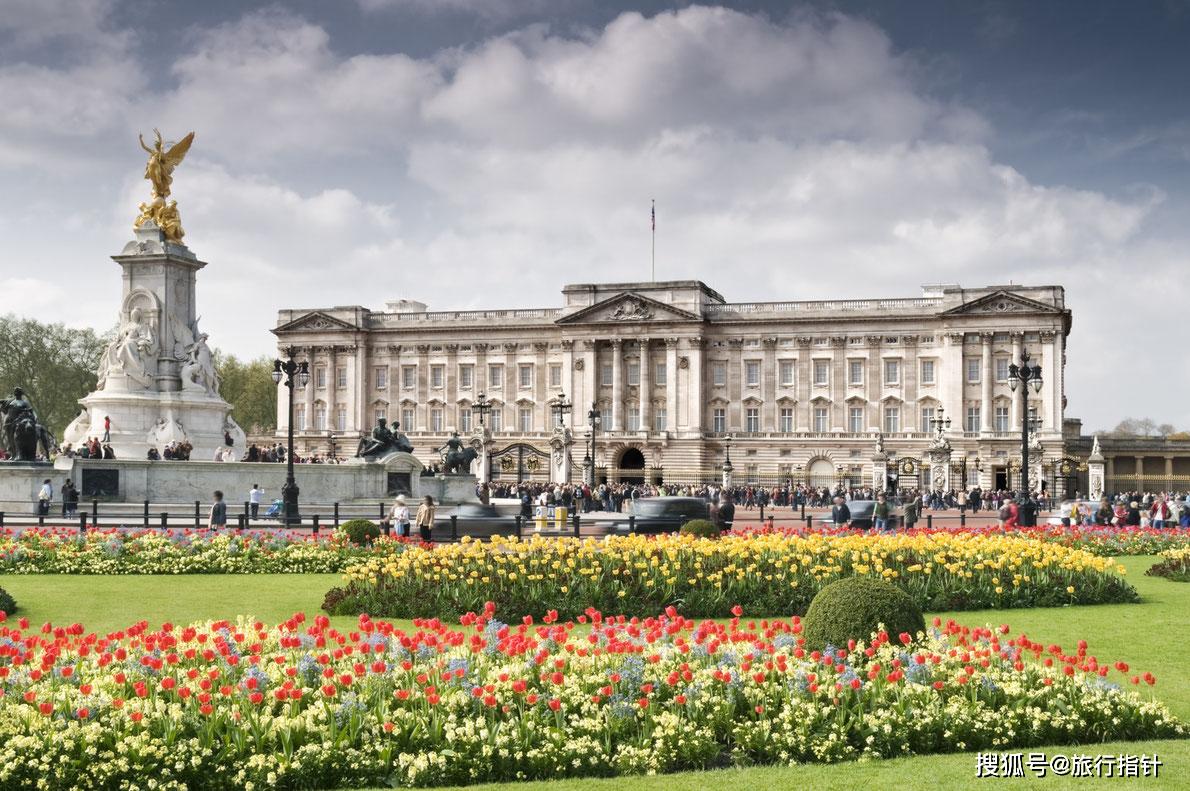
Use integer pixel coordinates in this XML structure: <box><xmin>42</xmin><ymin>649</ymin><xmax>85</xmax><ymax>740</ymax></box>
<box><xmin>555</xmin><ymin>292</ymin><xmax>701</xmax><ymax>325</ymax></box>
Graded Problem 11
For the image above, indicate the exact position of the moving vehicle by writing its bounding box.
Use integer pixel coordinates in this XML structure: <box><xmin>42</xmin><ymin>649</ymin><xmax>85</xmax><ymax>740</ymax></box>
<box><xmin>607</xmin><ymin>497</ymin><xmax>714</xmax><ymax>534</ymax></box>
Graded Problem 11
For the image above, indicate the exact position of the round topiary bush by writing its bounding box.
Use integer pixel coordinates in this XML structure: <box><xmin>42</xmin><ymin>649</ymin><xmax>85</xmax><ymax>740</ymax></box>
<box><xmin>802</xmin><ymin>576</ymin><xmax>924</xmax><ymax>650</ymax></box>
<box><xmin>0</xmin><ymin>586</ymin><xmax>16</xmax><ymax>616</ymax></box>
<box><xmin>339</xmin><ymin>519</ymin><xmax>381</xmax><ymax>547</ymax></box>
<box><xmin>679</xmin><ymin>519</ymin><xmax>720</xmax><ymax>538</ymax></box>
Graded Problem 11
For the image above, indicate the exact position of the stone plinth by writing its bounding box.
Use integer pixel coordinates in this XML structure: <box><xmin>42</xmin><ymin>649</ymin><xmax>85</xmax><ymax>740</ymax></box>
<box><xmin>420</xmin><ymin>474</ymin><xmax>480</xmax><ymax>505</ymax></box>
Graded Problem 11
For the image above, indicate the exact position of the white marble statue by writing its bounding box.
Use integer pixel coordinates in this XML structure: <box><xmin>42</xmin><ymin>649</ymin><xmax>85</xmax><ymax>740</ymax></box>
<box><xmin>180</xmin><ymin>332</ymin><xmax>219</xmax><ymax>395</ymax></box>
<box><xmin>98</xmin><ymin>307</ymin><xmax>158</xmax><ymax>390</ymax></box>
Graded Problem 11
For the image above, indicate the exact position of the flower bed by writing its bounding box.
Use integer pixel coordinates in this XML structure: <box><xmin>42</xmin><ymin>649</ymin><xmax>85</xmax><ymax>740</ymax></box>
<box><xmin>0</xmin><ymin>528</ymin><xmax>418</xmax><ymax>574</ymax></box>
<box><xmin>734</xmin><ymin>524</ymin><xmax>1190</xmax><ymax>557</ymax></box>
<box><xmin>1145</xmin><ymin>547</ymin><xmax>1190</xmax><ymax>583</ymax></box>
<box><xmin>323</xmin><ymin>533</ymin><xmax>1137</xmax><ymax>620</ymax></box>
<box><xmin>0</xmin><ymin>607</ymin><xmax>1179</xmax><ymax>790</ymax></box>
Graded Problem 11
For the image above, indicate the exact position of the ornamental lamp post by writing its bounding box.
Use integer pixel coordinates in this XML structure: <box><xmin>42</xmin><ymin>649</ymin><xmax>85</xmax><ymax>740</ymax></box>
<box><xmin>1007</xmin><ymin>349</ymin><xmax>1044</xmax><ymax>503</ymax></box>
<box><xmin>271</xmin><ymin>350</ymin><xmax>310</xmax><ymax>526</ymax></box>
<box><xmin>585</xmin><ymin>403</ymin><xmax>602</xmax><ymax>486</ymax></box>
<box><xmin>473</xmin><ymin>392</ymin><xmax>492</xmax><ymax>427</ymax></box>
<box><xmin>928</xmin><ymin>405</ymin><xmax>952</xmax><ymax>439</ymax></box>
<box><xmin>550</xmin><ymin>392</ymin><xmax>573</xmax><ymax>427</ymax></box>
<box><xmin>721</xmin><ymin>434</ymin><xmax>734</xmax><ymax>488</ymax></box>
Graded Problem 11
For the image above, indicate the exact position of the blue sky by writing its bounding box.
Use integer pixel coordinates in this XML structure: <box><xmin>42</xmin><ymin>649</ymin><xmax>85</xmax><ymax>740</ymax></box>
<box><xmin>1</xmin><ymin>0</ymin><xmax>1188</xmax><ymax>431</ymax></box>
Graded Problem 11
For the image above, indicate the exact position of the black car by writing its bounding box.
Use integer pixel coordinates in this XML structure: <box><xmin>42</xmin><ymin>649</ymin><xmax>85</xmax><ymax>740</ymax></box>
<box><xmin>609</xmin><ymin>497</ymin><xmax>713</xmax><ymax>534</ymax></box>
<box><xmin>821</xmin><ymin>499</ymin><xmax>903</xmax><ymax>529</ymax></box>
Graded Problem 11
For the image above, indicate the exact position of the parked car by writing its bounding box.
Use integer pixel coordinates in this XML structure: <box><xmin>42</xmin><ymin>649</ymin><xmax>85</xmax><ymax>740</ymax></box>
<box><xmin>607</xmin><ymin>497</ymin><xmax>714</xmax><ymax>534</ymax></box>
<box><xmin>820</xmin><ymin>499</ymin><xmax>905</xmax><ymax>529</ymax></box>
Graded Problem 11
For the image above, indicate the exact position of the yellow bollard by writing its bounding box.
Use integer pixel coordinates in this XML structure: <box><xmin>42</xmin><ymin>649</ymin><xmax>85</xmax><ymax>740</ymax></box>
<box><xmin>535</xmin><ymin>505</ymin><xmax>547</xmax><ymax>532</ymax></box>
<box><xmin>554</xmin><ymin>505</ymin><xmax>568</xmax><ymax>529</ymax></box>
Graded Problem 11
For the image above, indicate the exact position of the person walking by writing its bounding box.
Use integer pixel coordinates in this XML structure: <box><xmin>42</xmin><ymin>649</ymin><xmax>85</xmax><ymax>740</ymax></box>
<box><xmin>208</xmin><ymin>490</ymin><xmax>227</xmax><ymax>530</ymax></box>
<box><xmin>102</xmin><ymin>415</ymin><xmax>111</xmax><ymax>443</ymax></box>
<box><xmin>831</xmin><ymin>495</ymin><xmax>851</xmax><ymax>528</ymax></box>
<box><xmin>248</xmin><ymin>484</ymin><xmax>263</xmax><ymax>519</ymax></box>
<box><xmin>36</xmin><ymin>478</ymin><xmax>53</xmax><ymax>517</ymax></box>
<box><xmin>415</xmin><ymin>495</ymin><xmax>436</xmax><ymax>543</ymax></box>
<box><xmin>60</xmin><ymin>480</ymin><xmax>73</xmax><ymax>517</ymax></box>
<box><xmin>873</xmin><ymin>493</ymin><xmax>890</xmax><ymax>531</ymax></box>
<box><xmin>386</xmin><ymin>494</ymin><xmax>411</xmax><ymax>537</ymax></box>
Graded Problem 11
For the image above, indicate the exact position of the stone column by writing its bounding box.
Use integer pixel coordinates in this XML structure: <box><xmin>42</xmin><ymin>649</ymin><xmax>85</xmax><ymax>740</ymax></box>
<box><xmin>638</xmin><ymin>337</ymin><xmax>651</xmax><ymax>434</ymax></box>
<box><xmin>1041</xmin><ymin>330</ymin><xmax>1059</xmax><ymax>431</ymax></box>
<box><xmin>416</xmin><ymin>344</ymin><xmax>431</xmax><ymax>433</ymax></box>
<box><xmin>611</xmin><ymin>339</ymin><xmax>624</xmax><ymax>431</ymax></box>
<box><xmin>1136</xmin><ymin>456</ymin><xmax>1144</xmax><ymax>492</ymax></box>
<box><xmin>665</xmin><ymin>338</ymin><xmax>679</xmax><ymax>432</ymax></box>
<box><xmin>503</xmin><ymin>342</ymin><xmax>518</xmax><ymax>433</ymax></box>
<box><xmin>866</xmin><ymin>335</ymin><xmax>882</xmax><ymax>430</ymax></box>
<box><xmin>534</xmin><ymin>342</ymin><xmax>549</xmax><ymax>431</ymax></box>
<box><xmin>582</xmin><ymin>340</ymin><xmax>597</xmax><ymax>416</ymax></box>
<box><xmin>561</xmin><ymin>340</ymin><xmax>575</xmax><ymax>422</ymax></box>
<box><xmin>762</xmin><ymin>337</ymin><xmax>777</xmax><ymax>431</ymax></box>
<box><xmin>1009</xmin><ymin>332</ymin><xmax>1023</xmax><ymax>430</ymax></box>
<box><xmin>797</xmin><ymin>337</ymin><xmax>813</xmax><ymax>434</ymax></box>
<box><xmin>1087</xmin><ymin>439</ymin><xmax>1105</xmax><ymax>500</ymax></box>
<box><xmin>872</xmin><ymin>448</ymin><xmax>889</xmax><ymax>493</ymax></box>
<box><xmin>326</xmin><ymin>347</ymin><xmax>338</xmax><ymax>434</ymax></box>
<box><xmin>445</xmin><ymin>344</ymin><xmax>459</xmax><ymax>430</ymax></box>
<box><xmin>980</xmin><ymin>332</ymin><xmax>993</xmax><ymax>434</ymax></box>
<box><xmin>902</xmin><ymin>335</ymin><xmax>919</xmax><ymax>433</ymax></box>
<box><xmin>352</xmin><ymin>342</ymin><xmax>367</xmax><ymax>433</ymax></box>
<box><xmin>1166</xmin><ymin>456</ymin><xmax>1174</xmax><ymax>491</ymax></box>
<box><xmin>303</xmin><ymin>346</ymin><xmax>316</xmax><ymax>437</ymax></box>
<box><xmin>687</xmin><ymin>337</ymin><xmax>704</xmax><ymax>432</ymax></box>
<box><xmin>942</xmin><ymin>333</ymin><xmax>964</xmax><ymax>434</ymax></box>
<box><xmin>830</xmin><ymin>336</ymin><xmax>846</xmax><ymax>431</ymax></box>
<box><xmin>550</xmin><ymin>427</ymin><xmax>574</xmax><ymax>483</ymax></box>
<box><xmin>475</xmin><ymin>343</ymin><xmax>488</xmax><ymax>394</ymax></box>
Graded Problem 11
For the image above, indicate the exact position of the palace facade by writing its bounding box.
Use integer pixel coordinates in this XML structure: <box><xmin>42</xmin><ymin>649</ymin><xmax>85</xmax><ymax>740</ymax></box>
<box><xmin>273</xmin><ymin>280</ymin><xmax>1072</xmax><ymax>492</ymax></box>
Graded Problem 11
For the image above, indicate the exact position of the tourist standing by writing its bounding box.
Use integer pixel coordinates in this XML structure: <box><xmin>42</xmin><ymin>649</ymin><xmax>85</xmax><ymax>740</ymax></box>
<box><xmin>248</xmin><ymin>484</ymin><xmax>263</xmax><ymax>519</ymax></box>
<box><xmin>102</xmin><ymin>415</ymin><xmax>111</xmax><ymax>443</ymax></box>
<box><xmin>388</xmin><ymin>495</ymin><xmax>411</xmax><ymax>537</ymax></box>
<box><xmin>873</xmin><ymin>493</ymin><xmax>890</xmax><ymax>531</ymax></box>
<box><xmin>208</xmin><ymin>490</ymin><xmax>227</xmax><ymax>530</ymax></box>
<box><xmin>831</xmin><ymin>495</ymin><xmax>851</xmax><ymax>528</ymax></box>
<box><xmin>60</xmin><ymin>480</ymin><xmax>75</xmax><ymax>517</ymax></box>
<box><xmin>415</xmin><ymin>495</ymin><xmax>436</xmax><ymax>542</ymax></box>
<box><xmin>36</xmin><ymin>478</ymin><xmax>53</xmax><ymax>517</ymax></box>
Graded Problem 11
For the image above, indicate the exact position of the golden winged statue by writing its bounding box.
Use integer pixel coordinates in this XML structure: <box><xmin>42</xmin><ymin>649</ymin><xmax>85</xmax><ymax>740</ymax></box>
<box><xmin>134</xmin><ymin>129</ymin><xmax>194</xmax><ymax>244</ymax></box>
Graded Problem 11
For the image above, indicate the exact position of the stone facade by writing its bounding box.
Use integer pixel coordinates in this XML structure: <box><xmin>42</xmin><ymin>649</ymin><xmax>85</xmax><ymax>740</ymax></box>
<box><xmin>273</xmin><ymin>281</ymin><xmax>1072</xmax><ymax>491</ymax></box>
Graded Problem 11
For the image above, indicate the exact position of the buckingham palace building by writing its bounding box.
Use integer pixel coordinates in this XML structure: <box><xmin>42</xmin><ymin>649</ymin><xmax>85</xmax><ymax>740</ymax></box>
<box><xmin>273</xmin><ymin>279</ymin><xmax>1073</xmax><ymax>492</ymax></box>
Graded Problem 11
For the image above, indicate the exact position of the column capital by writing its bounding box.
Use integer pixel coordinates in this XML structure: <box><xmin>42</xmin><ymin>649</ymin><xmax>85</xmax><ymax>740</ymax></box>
<box><xmin>415</xmin><ymin>344</ymin><xmax>431</xmax><ymax>354</ymax></box>
<box><xmin>581</xmin><ymin>339</ymin><xmax>598</xmax><ymax>350</ymax></box>
<box><xmin>1039</xmin><ymin>330</ymin><xmax>1057</xmax><ymax>342</ymax></box>
<box><xmin>944</xmin><ymin>332</ymin><xmax>965</xmax><ymax>345</ymax></box>
<box><xmin>560</xmin><ymin>339</ymin><xmax>574</xmax><ymax>350</ymax></box>
<box><xmin>980</xmin><ymin>331</ymin><xmax>994</xmax><ymax>342</ymax></box>
<box><xmin>762</xmin><ymin>336</ymin><xmax>779</xmax><ymax>348</ymax></box>
<box><xmin>610</xmin><ymin>338</ymin><xmax>624</xmax><ymax>349</ymax></box>
<box><xmin>1009</xmin><ymin>330</ymin><xmax>1025</xmax><ymax>341</ymax></box>
<box><xmin>502</xmin><ymin>342</ymin><xmax>520</xmax><ymax>353</ymax></box>
<box><xmin>900</xmin><ymin>334</ymin><xmax>919</xmax><ymax>346</ymax></box>
<box><xmin>664</xmin><ymin>337</ymin><xmax>680</xmax><ymax>349</ymax></box>
<box><xmin>533</xmin><ymin>341</ymin><xmax>549</xmax><ymax>352</ymax></box>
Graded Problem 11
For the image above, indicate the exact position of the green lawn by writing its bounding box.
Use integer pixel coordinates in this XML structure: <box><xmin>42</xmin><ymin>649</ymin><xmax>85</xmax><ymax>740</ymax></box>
<box><xmin>0</xmin><ymin>556</ymin><xmax>1186</xmax><ymax>791</ymax></box>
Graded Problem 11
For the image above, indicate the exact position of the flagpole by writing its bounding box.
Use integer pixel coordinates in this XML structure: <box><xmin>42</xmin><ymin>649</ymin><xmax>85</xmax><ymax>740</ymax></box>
<box><xmin>651</xmin><ymin>199</ymin><xmax>655</xmax><ymax>282</ymax></box>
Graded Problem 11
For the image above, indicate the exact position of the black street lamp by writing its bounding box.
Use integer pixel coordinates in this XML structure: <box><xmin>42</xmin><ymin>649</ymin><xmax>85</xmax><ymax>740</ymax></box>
<box><xmin>585</xmin><ymin>403</ymin><xmax>602</xmax><ymax>486</ymax></box>
<box><xmin>473</xmin><ymin>392</ymin><xmax>492</xmax><ymax>427</ymax></box>
<box><xmin>326</xmin><ymin>430</ymin><xmax>336</xmax><ymax>460</ymax></box>
<box><xmin>550</xmin><ymin>392</ymin><xmax>573</xmax><ymax>427</ymax></box>
<box><xmin>928</xmin><ymin>405</ymin><xmax>952</xmax><ymax>438</ymax></box>
<box><xmin>1007</xmin><ymin>348</ymin><xmax>1044</xmax><ymax>499</ymax></box>
<box><xmin>271</xmin><ymin>350</ymin><xmax>309</xmax><ymax>526</ymax></box>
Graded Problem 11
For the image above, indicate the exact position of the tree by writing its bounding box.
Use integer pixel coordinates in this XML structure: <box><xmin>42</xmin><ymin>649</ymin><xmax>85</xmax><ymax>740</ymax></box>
<box><xmin>1104</xmin><ymin>417</ymin><xmax>1184</xmax><ymax>438</ymax></box>
<box><xmin>214</xmin><ymin>352</ymin><xmax>277</xmax><ymax>434</ymax></box>
<box><xmin>0</xmin><ymin>315</ymin><xmax>109</xmax><ymax>439</ymax></box>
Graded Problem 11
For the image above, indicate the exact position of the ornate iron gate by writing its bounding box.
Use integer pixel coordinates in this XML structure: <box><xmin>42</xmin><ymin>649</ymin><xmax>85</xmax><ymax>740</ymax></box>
<box><xmin>490</xmin><ymin>443</ymin><xmax>551</xmax><ymax>482</ymax></box>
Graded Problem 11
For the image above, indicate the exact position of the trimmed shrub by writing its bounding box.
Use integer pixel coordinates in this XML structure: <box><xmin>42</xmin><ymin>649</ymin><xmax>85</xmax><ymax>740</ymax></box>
<box><xmin>339</xmin><ymin>519</ymin><xmax>381</xmax><ymax>547</ymax></box>
<box><xmin>802</xmin><ymin>576</ymin><xmax>924</xmax><ymax>650</ymax></box>
<box><xmin>0</xmin><ymin>587</ymin><xmax>16</xmax><ymax>616</ymax></box>
<box><xmin>679</xmin><ymin>519</ymin><xmax>720</xmax><ymax>538</ymax></box>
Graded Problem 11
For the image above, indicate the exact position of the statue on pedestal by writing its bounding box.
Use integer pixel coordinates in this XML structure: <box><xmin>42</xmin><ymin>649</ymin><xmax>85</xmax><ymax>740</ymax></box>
<box><xmin>1</xmin><ymin>388</ymin><xmax>57</xmax><ymax>461</ymax></box>
<box><xmin>356</xmin><ymin>417</ymin><xmax>414</xmax><ymax>459</ymax></box>
<box><xmin>97</xmin><ymin>307</ymin><xmax>158</xmax><ymax>390</ymax></box>
<box><xmin>179</xmin><ymin>332</ymin><xmax>219</xmax><ymax>395</ymax></box>
<box><xmin>134</xmin><ymin>129</ymin><xmax>194</xmax><ymax>245</ymax></box>
<box><xmin>435</xmin><ymin>431</ymin><xmax>478</xmax><ymax>475</ymax></box>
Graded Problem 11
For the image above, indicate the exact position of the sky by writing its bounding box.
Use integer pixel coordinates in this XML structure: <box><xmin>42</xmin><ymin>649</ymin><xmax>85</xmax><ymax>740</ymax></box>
<box><xmin>2</xmin><ymin>0</ymin><xmax>1189</xmax><ymax>432</ymax></box>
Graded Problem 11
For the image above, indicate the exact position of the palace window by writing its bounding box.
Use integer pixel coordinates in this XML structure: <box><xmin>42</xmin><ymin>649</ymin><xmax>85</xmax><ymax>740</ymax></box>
<box><xmin>654</xmin><ymin>407</ymin><xmax>667</xmax><ymax>432</ymax></box>
<box><xmin>459</xmin><ymin>365</ymin><xmax>473</xmax><ymax>389</ymax></box>
<box><xmin>549</xmin><ymin>364</ymin><xmax>561</xmax><ymax>388</ymax></box>
<box><xmin>848</xmin><ymin>406</ymin><xmax>864</xmax><ymax>433</ymax></box>
<box><xmin>883</xmin><ymin>359</ymin><xmax>900</xmax><ymax>386</ymax></box>
<box><xmin>518</xmin><ymin>406</ymin><xmax>532</xmax><ymax>432</ymax></box>
<box><xmin>431</xmin><ymin>365</ymin><xmax>444</xmax><ymax>389</ymax></box>
<box><xmin>488</xmin><ymin>364</ymin><xmax>503</xmax><ymax>389</ymax></box>
<box><xmin>655</xmin><ymin>361</ymin><xmax>667</xmax><ymax>385</ymax></box>
<box><xmin>295</xmin><ymin>405</ymin><xmax>306</xmax><ymax>431</ymax></box>
<box><xmin>401</xmin><ymin>366</ymin><xmax>416</xmax><ymax>389</ymax></box>
<box><xmin>314</xmin><ymin>405</ymin><xmax>326</xmax><ymax>430</ymax></box>
<box><xmin>373</xmin><ymin>367</ymin><xmax>387</xmax><ymax>389</ymax></box>
<box><xmin>920</xmin><ymin>405</ymin><xmax>935</xmax><ymax>433</ymax></box>
<box><xmin>848</xmin><ymin>360</ymin><xmax>864</xmax><ymax>385</ymax></box>
<box><xmin>712</xmin><ymin>362</ymin><xmax>727</xmax><ymax>386</ymax></box>
<box><xmin>600</xmin><ymin>363</ymin><xmax>613</xmax><ymax>386</ymax></box>
<box><xmin>490</xmin><ymin>408</ymin><xmax>503</xmax><ymax>432</ymax></box>
<box><xmin>813</xmin><ymin>407</ymin><xmax>828</xmax><ymax>432</ymax></box>
<box><xmin>883</xmin><ymin>406</ymin><xmax>900</xmax><ymax>433</ymax></box>
<box><xmin>779</xmin><ymin>407</ymin><xmax>794</xmax><ymax>433</ymax></box>
<box><xmin>373</xmin><ymin>407</ymin><xmax>386</xmax><ymax>425</ymax></box>
<box><xmin>920</xmin><ymin>359</ymin><xmax>935</xmax><ymax>385</ymax></box>
<box><xmin>337</xmin><ymin>367</ymin><xmax>347</xmax><ymax>389</ymax></box>
<box><xmin>745</xmin><ymin>361</ymin><xmax>760</xmax><ymax>387</ymax></box>
<box><xmin>519</xmin><ymin>364</ymin><xmax>533</xmax><ymax>389</ymax></box>
<box><xmin>315</xmin><ymin>367</ymin><xmax>327</xmax><ymax>389</ymax></box>
<box><xmin>813</xmin><ymin>360</ymin><xmax>829</xmax><ymax>385</ymax></box>
<box><xmin>966</xmin><ymin>406</ymin><xmax>981</xmax><ymax>433</ymax></box>
<box><xmin>460</xmin><ymin>408</ymin><xmax>472</xmax><ymax>433</ymax></box>
<box><xmin>401</xmin><ymin>408</ymin><xmax>414</xmax><ymax>431</ymax></box>
<box><xmin>626</xmin><ymin>361</ymin><xmax>640</xmax><ymax>386</ymax></box>
<box><xmin>995</xmin><ymin>358</ymin><xmax>1009</xmax><ymax>382</ymax></box>
<box><xmin>745</xmin><ymin>408</ymin><xmax>759</xmax><ymax>433</ymax></box>
<box><xmin>431</xmin><ymin>408</ymin><xmax>443</xmax><ymax>432</ymax></box>
<box><xmin>779</xmin><ymin>360</ymin><xmax>794</xmax><ymax>387</ymax></box>
<box><xmin>994</xmin><ymin>405</ymin><xmax>1009</xmax><ymax>432</ymax></box>
<box><xmin>966</xmin><ymin>358</ymin><xmax>981</xmax><ymax>383</ymax></box>
<box><xmin>712</xmin><ymin>408</ymin><xmax>726</xmax><ymax>433</ymax></box>
<box><xmin>626</xmin><ymin>406</ymin><xmax>640</xmax><ymax>431</ymax></box>
<box><xmin>335</xmin><ymin>406</ymin><xmax>346</xmax><ymax>432</ymax></box>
